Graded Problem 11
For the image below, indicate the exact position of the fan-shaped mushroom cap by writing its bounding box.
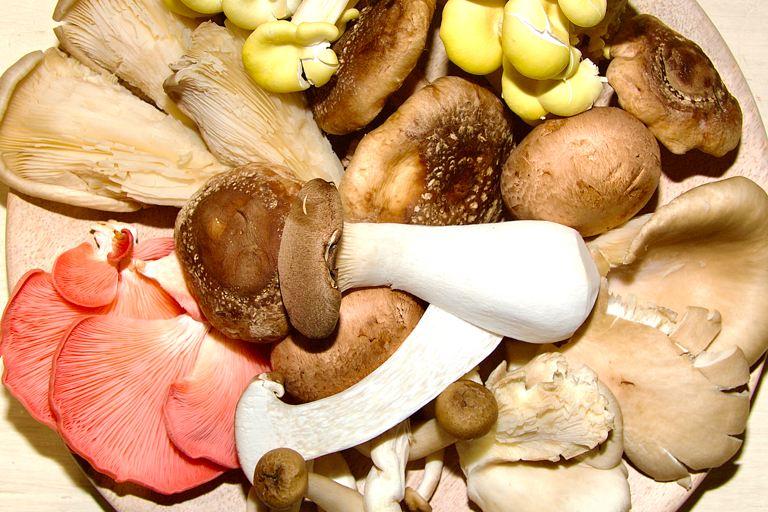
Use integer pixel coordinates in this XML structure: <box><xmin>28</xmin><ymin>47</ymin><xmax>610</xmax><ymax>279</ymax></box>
<box><xmin>606</xmin><ymin>15</ymin><xmax>742</xmax><ymax>157</ymax></box>
<box><xmin>310</xmin><ymin>0</ymin><xmax>437</xmax><ymax>135</ymax></box>
<box><xmin>340</xmin><ymin>76</ymin><xmax>513</xmax><ymax>224</ymax></box>
<box><xmin>589</xmin><ymin>176</ymin><xmax>768</xmax><ymax>366</ymax></box>
<box><xmin>501</xmin><ymin>107</ymin><xmax>661</xmax><ymax>237</ymax></box>
<box><xmin>175</xmin><ymin>163</ymin><xmax>301</xmax><ymax>342</ymax></box>
<box><xmin>270</xmin><ymin>288</ymin><xmax>424</xmax><ymax>402</ymax></box>
<box><xmin>278</xmin><ymin>178</ymin><xmax>344</xmax><ymax>339</ymax></box>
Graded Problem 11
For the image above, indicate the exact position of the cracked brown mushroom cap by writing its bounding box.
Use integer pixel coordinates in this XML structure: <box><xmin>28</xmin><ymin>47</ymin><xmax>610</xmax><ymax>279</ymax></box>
<box><xmin>277</xmin><ymin>178</ymin><xmax>344</xmax><ymax>339</ymax></box>
<box><xmin>341</xmin><ymin>76</ymin><xmax>513</xmax><ymax>225</ymax></box>
<box><xmin>270</xmin><ymin>287</ymin><xmax>425</xmax><ymax>402</ymax></box>
<box><xmin>309</xmin><ymin>0</ymin><xmax>437</xmax><ymax>135</ymax></box>
<box><xmin>501</xmin><ymin>107</ymin><xmax>661</xmax><ymax>237</ymax></box>
<box><xmin>175</xmin><ymin>163</ymin><xmax>301</xmax><ymax>342</ymax></box>
<box><xmin>606</xmin><ymin>15</ymin><xmax>742</xmax><ymax>157</ymax></box>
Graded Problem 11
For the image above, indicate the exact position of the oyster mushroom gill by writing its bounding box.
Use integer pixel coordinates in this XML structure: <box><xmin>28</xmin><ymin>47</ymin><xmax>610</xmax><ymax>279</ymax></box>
<box><xmin>550</xmin><ymin>176</ymin><xmax>768</xmax><ymax>483</ymax></box>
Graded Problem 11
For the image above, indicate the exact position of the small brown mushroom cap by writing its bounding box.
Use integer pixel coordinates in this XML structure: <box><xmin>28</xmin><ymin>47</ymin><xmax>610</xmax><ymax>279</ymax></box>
<box><xmin>252</xmin><ymin>448</ymin><xmax>308</xmax><ymax>510</ymax></box>
<box><xmin>310</xmin><ymin>0</ymin><xmax>437</xmax><ymax>135</ymax></box>
<box><xmin>501</xmin><ymin>107</ymin><xmax>661</xmax><ymax>237</ymax></box>
<box><xmin>607</xmin><ymin>15</ymin><xmax>742</xmax><ymax>157</ymax></box>
<box><xmin>341</xmin><ymin>76</ymin><xmax>513</xmax><ymax>225</ymax></box>
<box><xmin>278</xmin><ymin>178</ymin><xmax>344</xmax><ymax>339</ymax></box>
<box><xmin>175</xmin><ymin>163</ymin><xmax>301</xmax><ymax>341</ymax></box>
<box><xmin>271</xmin><ymin>287</ymin><xmax>425</xmax><ymax>402</ymax></box>
<box><xmin>435</xmin><ymin>380</ymin><xmax>498</xmax><ymax>440</ymax></box>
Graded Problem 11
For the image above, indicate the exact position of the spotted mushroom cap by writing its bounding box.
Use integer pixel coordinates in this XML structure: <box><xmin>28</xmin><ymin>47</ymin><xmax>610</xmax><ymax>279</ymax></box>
<box><xmin>606</xmin><ymin>15</ymin><xmax>742</xmax><ymax>157</ymax></box>
<box><xmin>309</xmin><ymin>0</ymin><xmax>437</xmax><ymax>135</ymax></box>
<box><xmin>175</xmin><ymin>163</ymin><xmax>301</xmax><ymax>342</ymax></box>
<box><xmin>340</xmin><ymin>76</ymin><xmax>514</xmax><ymax>225</ymax></box>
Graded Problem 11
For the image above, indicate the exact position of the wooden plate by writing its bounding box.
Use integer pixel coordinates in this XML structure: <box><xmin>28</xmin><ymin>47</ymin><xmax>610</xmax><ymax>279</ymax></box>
<box><xmin>3</xmin><ymin>0</ymin><xmax>768</xmax><ymax>511</ymax></box>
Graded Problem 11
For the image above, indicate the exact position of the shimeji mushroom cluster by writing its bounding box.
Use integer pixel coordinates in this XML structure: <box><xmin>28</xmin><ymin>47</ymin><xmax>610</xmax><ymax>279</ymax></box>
<box><xmin>0</xmin><ymin>0</ymin><xmax>764</xmax><ymax>511</ymax></box>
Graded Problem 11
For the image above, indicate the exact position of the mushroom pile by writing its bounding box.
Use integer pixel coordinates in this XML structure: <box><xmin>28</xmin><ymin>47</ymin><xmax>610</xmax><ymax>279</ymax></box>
<box><xmin>0</xmin><ymin>1</ymin><xmax>765</xmax><ymax>511</ymax></box>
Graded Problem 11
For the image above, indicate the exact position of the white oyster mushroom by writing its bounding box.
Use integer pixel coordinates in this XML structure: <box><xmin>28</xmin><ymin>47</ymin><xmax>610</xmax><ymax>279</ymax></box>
<box><xmin>236</xmin><ymin>305</ymin><xmax>503</xmax><ymax>484</ymax></box>
<box><xmin>0</xmin><ymin>49</ymin><xmax>227</xmax><ymax>211</ymax></box>
<box><xmin>54</xmin><ymin>0</ymin><xmax>197</xmax><ymax>122</ymax></box>
<box><xmin>364</xmin><ymin>421</ymin><xmax>411</xmax><ymax>512</ymax></box>
<box><xmin>164</xmin><ymin>22</ymin><xmax>344</xmax><ymax>184</ymax></box>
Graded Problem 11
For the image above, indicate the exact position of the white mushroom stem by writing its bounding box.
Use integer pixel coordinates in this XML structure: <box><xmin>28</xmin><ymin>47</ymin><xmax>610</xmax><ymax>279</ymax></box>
<box><xmin>236</xmin><ymin>306</ymin><xmax>502</xmax><ymax>484</ymax></box>
<box><xmin>291</xmin><ymin>0</ymin><xmax>357</xmax><ymax>24</ymax></box>
<box><xmin>404</xmin><ymin>449</ymin><xmax>445</xmax><ymax>512</ymax></box>
<box><xmin>308</xmin><ymin>473</ymin><xmax>365</xmax><ymax>512</ymax></box>
<box><xmin>364</xmin><ymin>421</ymin><xmax>411</xmax><ymax>512</ymax></box>
<box><xmin>312</xmin><ymin>453</ymin><xmax>357</xmax><ymax>512</ymax></box>
<box><xmin>357</xmin><ymin>419</ymin><xmax>456</xmax><ymax>462</ymax></box>
<box><xmin>336</xmin><ymin>221</ymin><xmax>600</xmax><ymax>343</ymax></box>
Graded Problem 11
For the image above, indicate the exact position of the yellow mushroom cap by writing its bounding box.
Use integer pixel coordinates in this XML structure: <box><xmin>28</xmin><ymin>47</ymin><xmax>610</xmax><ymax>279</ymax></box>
<box><xmin>440</xmin><ymin>0</ymin><xmax>505</xmax><ymax>75</ymax></box>
<box><xmin>163</xmin><ymin>0</ymin><xmax>207</xmax><ymax>18</ymax></box>
<box><xmin>180</xmin><ymin>0</ymin><xmax>223</xmax><ymax>15</ymax></box>
<box><xmin>538</xmin><ymin>58</ymin><xmax>603</xmax><ymax>117</ymax></box>
<box><xmin>501</xmin><ymin>59</ymin><xmax>548</xmax><ymax>124</ymax></box>
<box><xmin>223</xmin><ymin>0</ymin><xmax>297</xmax><ymax>30</ymax></box>
<box><xmin>558</xmin><ymin>0</ymin><xmax>606</xmax><ymax>28</ymax></box>
<box><xmin>502</xmin><ymin>0</ymin><xmax>572</xmax><ymax>80</ymax></box>
<box><xmin>242</xmin><ymin>20</ymin><xmax>339</xmax><ymax>93</ymax></box>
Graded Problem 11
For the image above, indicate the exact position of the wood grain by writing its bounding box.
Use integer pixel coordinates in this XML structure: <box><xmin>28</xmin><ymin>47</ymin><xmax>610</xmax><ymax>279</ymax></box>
<box><xmin>1</xmin><ymin>0</ymin><xmax>767</xmax><ymax>511</ymax></box>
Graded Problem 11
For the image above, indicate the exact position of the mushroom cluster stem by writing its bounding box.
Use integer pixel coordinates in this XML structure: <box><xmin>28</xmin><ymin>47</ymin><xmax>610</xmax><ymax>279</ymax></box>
<box><xmin>408</xmin><ymin>419</ymin><xmax>457</xmax><ymax>461</ymax></box>
<box><xmin>335</xmin><ymin>220</ymin><xmax>600</xmax><ymax>343</ymax></box>
<box><xmin>291</xmin><ymin>0</ymin><xmax>357</xmax><ymax>25</ymax></box>
<box><xmin>307</xmin><ymin>473</ymin><xmax>364</xmax><ymax>512</ymax></box>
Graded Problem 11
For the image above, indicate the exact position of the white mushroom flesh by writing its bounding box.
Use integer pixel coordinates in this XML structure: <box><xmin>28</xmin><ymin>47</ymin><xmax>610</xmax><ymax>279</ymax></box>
<box><xmin>54</xmin><ymin>0</ymin><xmax>196</xmax><ymax>120</ymax></box>
<box><xmin>335</xmin><ymin>220</ymin><xmax>600</xmax><ymax>343</ymax></box>
<box><xmin>364</xmin><ymin>421</ymin><xmax>410</xmax><ymax>512</ymax></box>
<box><xmin>166</xmin><ymin>21</ymin><xmax>344</xmax><ymax>184</ymax></box>
<box><xmin>236</xmin><ymin>305</ymin><xmax>502</xmax><ymax>483</ymax></box>
<box><xmin>0</xmin><ymin>49</ymin><xmax>227</xmax><ymax>210</ymax></box>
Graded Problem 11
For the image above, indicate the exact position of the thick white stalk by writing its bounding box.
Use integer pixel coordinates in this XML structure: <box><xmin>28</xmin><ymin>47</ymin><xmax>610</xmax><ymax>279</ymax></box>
<box><xmin>291</xmin><ymin>0</ymin><xmax>354</xmax><ymax>24</ymax></box>
<box><xmin>336</xmin><ymin>221</ymin><xmax>600</xmax><ymax>343</ymax></box>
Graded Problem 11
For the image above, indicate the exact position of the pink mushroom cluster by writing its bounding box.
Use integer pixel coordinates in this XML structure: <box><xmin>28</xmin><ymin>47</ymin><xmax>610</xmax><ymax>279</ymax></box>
<box><xmin>0</xmin><ymin>222</ymin><xmax>270</xmax><ymax>494</ymax></box>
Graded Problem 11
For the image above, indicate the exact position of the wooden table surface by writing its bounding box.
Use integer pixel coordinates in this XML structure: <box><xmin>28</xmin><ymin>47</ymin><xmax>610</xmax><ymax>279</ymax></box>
<box><xmin>1</xmin><ymin>1</ymin><xmax>767</xmax><ymax>511</ymax></box>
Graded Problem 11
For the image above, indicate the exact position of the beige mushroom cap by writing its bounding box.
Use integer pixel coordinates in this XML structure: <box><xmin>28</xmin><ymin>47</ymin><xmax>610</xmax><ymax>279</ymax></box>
<box><xmin>341</xmin><ymin>76</ymin><xmax>513</xmax><ymax>225</ymax></box>
<box><xmin>270</xmin><ymin>287</ymin><xmax>425</xmax><ymax>402</ymax></box>
<box><xmin>175</xmin><ymin>164</ymin><xmax>301</xmax><ymax>341</ymax></box>
<box><xmin>277</xmin><ymin>178</ymin><xmax>345</xmax><ymax>339</ymax></box>
<box><xmin>501</xmin><ymin>107</ymin><xmax>661</xmax><ymax>237</ymax></box>
<box><xmin>607</xmin><ymin>15</ymin><xmax>743</xmax><ymax>157</ymax></box>
<box><xmin>310</xmin><ymin>0</ymin><xmax>437</xmax><ymax>135</ymax></box>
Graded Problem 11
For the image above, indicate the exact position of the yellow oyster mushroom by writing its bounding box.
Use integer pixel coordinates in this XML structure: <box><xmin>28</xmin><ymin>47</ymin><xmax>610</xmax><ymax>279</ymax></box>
<box><xmin>558</xmin><ymin>0</ymin><xmax>606</xmax><ymax>28</ymax></box>
<box><xmin>223</xmin><ymin>0</ymin><xmax>300</xmax><ymax>30</ymax></box>
<box><xmin>243</xmin><ymin>20</ymin><xmax>339</xmax><ymax>93</ymax></box>
<box><xmin>163</xmin><ymin>0</ymin><xmax>208</xmax><ymax>17</ymax></box>
<box><xmin>502</xmin><ymin>0</ymin><xmax>572</xmax><ymax>80</ymax></box>
<box><xmin>440</xmin><ymin>0</ymin><xmax>505</xmax><ymax>75</ymax></box>
<box><xmin>501</xmin><ymin>58</ymin><xmax>548</xmax><ymax>123</ymax></box>
<box><xmin>538</xmin><ymin>58</ymin><xmax>603</xmax><ymax>117</ymax></box>
<box><xmin>180</xmin><ymin>0</ymin><xmax>223</xmax><ymax>14</ymax></box>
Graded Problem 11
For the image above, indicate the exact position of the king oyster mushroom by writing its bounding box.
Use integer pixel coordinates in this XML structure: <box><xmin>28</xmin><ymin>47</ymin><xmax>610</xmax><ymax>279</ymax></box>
<box><xmin>175</xmin><ymin>164</ymin><xmax>301</xmax><ymax>341</ymax></box>
<box><xmin>607</xmin><ymin>15</ymin><xmax>743</xmax><ymax>157</ymax></box>
<box><xmin>53</xmin><ymin>0</ymin><xmax>197</xmax><ymax>122</ymax></box>
<box><xmin>278</xmin><ymin>179</ymin><xmax>599</xmax><ymax>341</ymax></box>
<box><xmin>0</xmin><ymin>49</ymin><xmax>227</xmax><ymax>211</ymax></box>
<box><xmin>340</xmin><ymin>76</ymin><xmax>513</xmax><ymax>225</ymax></box>
<box><xmin>270</xmin><ymin>287</ymin><xmax>425</xmax><ymax>402</ymax></box>
<box><xmin>164</xmin><ymin>21</ymin><xmax>344</xmax><ymax>184</ymax></box>
<box><xmin>310</xmin><ymin>0</ymin><xmax>437</xmax><ymax>135</ymax></box>
<box><xmin>541</xmin><ymin>177</ymin><xmax>768</xmax><ymax>483</ymax></box>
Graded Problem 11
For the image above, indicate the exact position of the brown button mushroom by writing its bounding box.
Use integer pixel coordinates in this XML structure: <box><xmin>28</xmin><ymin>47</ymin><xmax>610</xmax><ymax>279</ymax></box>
<box><xmin>309</xmin><ymin>0</ymin><xmax>437</xmax><ymax>135</ymax></box>
<box><xmin>175</xmin><ymin>163</ymin><xmax>301</xmax><ymax>342</ymax></box>
<box><xmin>501</xmin><ymin>107</ymin><xmax>661</xmax><ymax>237</ymax></box>
<box><xmin>435</xmin><ymin>379</ymin><xmax>498</xmax><ymax>441</ymax></box>
<box><xmin>606</xmin><ymin>15</ymin><xmax>743</xmax><ymax>157</ymax></box>
<box><xmin>341</xmin><ymin>76</ymin><xmax>514</xmax><ymax>225</ymax></box>
<box><xmin>271</xmin><ymin>287</ymin><xmax>425</xmax><ymax>402</ymax></box>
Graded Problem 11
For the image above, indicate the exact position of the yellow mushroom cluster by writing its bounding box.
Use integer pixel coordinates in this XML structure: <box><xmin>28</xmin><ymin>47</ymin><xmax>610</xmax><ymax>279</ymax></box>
<box><xmin>441</xmin><ymin>0</ymin><xmax>606</xmax><ymax>123</ymax></box>
<box><xmin>162</xmin><ymin>0</ymin><xmax>359</xmax><ymax>93</ymax></box>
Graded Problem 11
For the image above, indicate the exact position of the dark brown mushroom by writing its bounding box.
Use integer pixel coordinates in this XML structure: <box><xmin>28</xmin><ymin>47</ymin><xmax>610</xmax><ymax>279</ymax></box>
<box><xmin>435</xmin><ymin>379</ymin><xmax>498</xmax><ymax>441</ymax></box>
<box><xmin>309</xmin><ymin>0</ymin><xmax>437</xmax><ymax>135</ymax></box>
<box><xmin>277</xmin><ymin>178</ymin><xmax>344</xmax><ymax>339</ymax></box>
<box><xmin>175</xmin><ymin>163</ymin><xmax>301</xmax><ymax>342</ymax></box>
<box><xmin>340</xmin><ymin>76</ymin><xmax>514</xmax><ymax>225</ymax></box>
<box><xmin>271</xmin><ymin>287</ymin><xmax>425</xmax><ymax>402</ymax></box>
<box><xmin>252</xmin><ymin>448</ymin><xmax>309</xmax><ymax>510</ymax></box>
<box><xmin>607</xmin><ymin>14</ymin><xmax>742</xmax><ymax>157</ymax></box>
